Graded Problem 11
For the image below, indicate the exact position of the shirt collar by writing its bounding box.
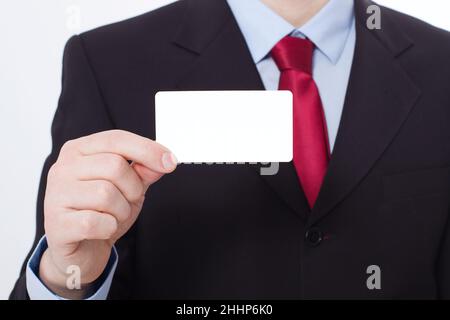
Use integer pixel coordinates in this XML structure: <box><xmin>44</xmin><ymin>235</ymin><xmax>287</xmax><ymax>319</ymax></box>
<box><xmin>226</xmin><ymin>0</ymin><xmax>355</xmax><ymax>65</ymax></box>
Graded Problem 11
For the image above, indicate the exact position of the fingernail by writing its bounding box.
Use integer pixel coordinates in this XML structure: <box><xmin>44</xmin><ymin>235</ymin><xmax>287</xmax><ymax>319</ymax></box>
<box><xmin>162</xmin><ymin>152</ymin><xmax>178</xmax><ymax>170</ymax></box>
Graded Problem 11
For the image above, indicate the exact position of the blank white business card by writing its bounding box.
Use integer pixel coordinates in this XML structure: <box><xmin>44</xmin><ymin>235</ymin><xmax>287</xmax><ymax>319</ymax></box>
<box><xmin>155</xmin><ymin>91</ymin><xmax>293</xmax><ymax>163</ymax></box>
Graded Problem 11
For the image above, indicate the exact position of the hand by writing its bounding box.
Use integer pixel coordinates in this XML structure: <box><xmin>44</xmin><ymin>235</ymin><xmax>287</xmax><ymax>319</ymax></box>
<box><xmin>39</xmin><ymin>130</ymin><xmax>177</xmax><ymax>298</ymax></box>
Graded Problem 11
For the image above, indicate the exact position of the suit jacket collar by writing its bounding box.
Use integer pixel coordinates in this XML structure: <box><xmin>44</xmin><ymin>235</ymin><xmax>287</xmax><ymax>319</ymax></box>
<box><xmin>173</xmin><ymin>0</ymin><xmax>233</xmax><ymax>54</ymax></box>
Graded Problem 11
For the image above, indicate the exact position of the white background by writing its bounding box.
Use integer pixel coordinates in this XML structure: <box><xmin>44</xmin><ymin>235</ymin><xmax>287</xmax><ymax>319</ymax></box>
<box><xmin>1</xmin><ymin>0</ymin><xmax>449</xmax><ymax>299</ymax></box>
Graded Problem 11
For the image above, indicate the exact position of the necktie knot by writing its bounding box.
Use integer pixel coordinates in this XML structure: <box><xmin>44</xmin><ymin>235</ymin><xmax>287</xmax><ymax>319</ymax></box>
<box><xmin>271</xmin><ymin>36</ymin><xmax>314</xmax><ymax>74</ymax></box>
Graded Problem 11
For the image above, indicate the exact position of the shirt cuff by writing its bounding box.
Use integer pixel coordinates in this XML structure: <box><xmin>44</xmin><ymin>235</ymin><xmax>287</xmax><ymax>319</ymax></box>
<box><xmin>26</xmin><ymin>236</ymin><xmax>118</xmax><ymax>300</ymax></box>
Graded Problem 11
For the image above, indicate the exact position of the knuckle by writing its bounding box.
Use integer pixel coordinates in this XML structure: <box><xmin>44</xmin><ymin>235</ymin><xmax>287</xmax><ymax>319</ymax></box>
<box><xmin>60</xmin><ymin>139</ymin><xmax>77</xmax><ymax>154</ymax></box>
<box><xmin>107</xmin><ymin>218</ymin><xmax>119</xmax><ymax>237</ymax></box>
<box><xmin>47</xmin><ymin>163</ymin><xmax>71</xmax><ymax>186</ymax></box>
<box><xmin>129</xmin><ymin>184</ymin><xmax>144</xmax><ymax>203</ymax></box>
<box><xmin>97</xmin><ymin>181</ymin><xmax>115</xmax><ymax>204</ymax></box>
<box><xmin>123</xmin><ymin>203</ymin><xmax>133</xmax><ymax>221</ymax></box>
<box><xmin>80</xmin><ymin>215</ymin><xmax>97</xmax><ymax>237</ymax></box>
<box><xmin>107</xmin><ymin>155</ymin><xmax>127</xmax><ymax>179</ymax></box>
<box><xmin>115</xmin><ymin>202</ymin><xmax>132</xmax><ymax>223</ymax></box>
<box><xmin>104</xmin><ymin>130</ymin><xmax>125</xmax><ymax>149</ymax></box>
<box><xmin>47</xmin><ymin>163</ymin><xmax>61</xmax><ymax>181</ymax></box>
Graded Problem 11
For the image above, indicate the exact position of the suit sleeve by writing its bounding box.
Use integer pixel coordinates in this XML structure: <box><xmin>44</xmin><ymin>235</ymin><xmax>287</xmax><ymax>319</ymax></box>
<box><xmin>9</xmin><ymin>35</ymin><xmax>116</xmax><ymax>299</ymax></box>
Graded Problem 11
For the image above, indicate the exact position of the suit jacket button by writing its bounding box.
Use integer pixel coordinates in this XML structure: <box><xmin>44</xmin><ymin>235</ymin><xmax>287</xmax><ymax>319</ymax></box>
<box><xmin>305</xmin><ymin>228</ymin><xmax>323</xmax><ymax>247</ymax></box>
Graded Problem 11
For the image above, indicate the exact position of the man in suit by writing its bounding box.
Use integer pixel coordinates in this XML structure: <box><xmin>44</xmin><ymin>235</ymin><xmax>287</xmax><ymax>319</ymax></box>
<box><xmin>10</xmin><ymin>0</ymin><xmax>450</xmax><ymax>299</ymax></box>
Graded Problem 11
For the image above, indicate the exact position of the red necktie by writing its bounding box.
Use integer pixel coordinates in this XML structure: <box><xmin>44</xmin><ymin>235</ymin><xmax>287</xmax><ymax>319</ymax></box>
<box><xmin>271</xmin><ymin>36</ymin><xmax>330</xmax><ymax>208</ymax></box>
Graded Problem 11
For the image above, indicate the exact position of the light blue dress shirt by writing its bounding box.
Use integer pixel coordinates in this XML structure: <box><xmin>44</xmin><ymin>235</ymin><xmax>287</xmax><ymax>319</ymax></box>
<box><xmin>26</xmin><ymin>0</ymin><xmax>356</xmax><ymax>299</ymax></box>
<box><xmin>26</xmin><ymin>236</ymin><xmax>117</xmax><ymax>299</ymax></box>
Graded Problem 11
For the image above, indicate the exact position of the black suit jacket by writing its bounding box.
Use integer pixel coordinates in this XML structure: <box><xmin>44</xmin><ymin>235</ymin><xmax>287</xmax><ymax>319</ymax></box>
<box><xmin>10</xmin><ymin>0</ymin><xmax>450</xmax><ymax>299</ymax></box>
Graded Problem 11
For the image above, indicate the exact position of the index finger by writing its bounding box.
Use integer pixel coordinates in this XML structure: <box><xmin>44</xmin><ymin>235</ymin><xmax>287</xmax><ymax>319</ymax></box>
<box><xmin>71</xmin><ymin>130</ymin><xmax>177</xmax><ymax>173</ymax></box>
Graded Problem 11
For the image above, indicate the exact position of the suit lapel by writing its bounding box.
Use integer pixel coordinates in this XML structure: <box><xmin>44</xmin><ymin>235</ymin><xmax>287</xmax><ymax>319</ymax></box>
<box><xmin>307</xmin><ymin>0</ymin><xmax>421</xmax><ymax>227</ymax></box>
<box><xmin>173</xmin><ymin>0</ymin><xmax>263</xmax><ymax>90</ymax></box>
<box><xmin>172</xmin><ymin>0</ymin><xmax>310</xmax><ymax>219</ymax></box>
<box><xmin>256</xmin><ymin>163</ymin><xmax>310</xmax><ymax>220</ymax></box>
